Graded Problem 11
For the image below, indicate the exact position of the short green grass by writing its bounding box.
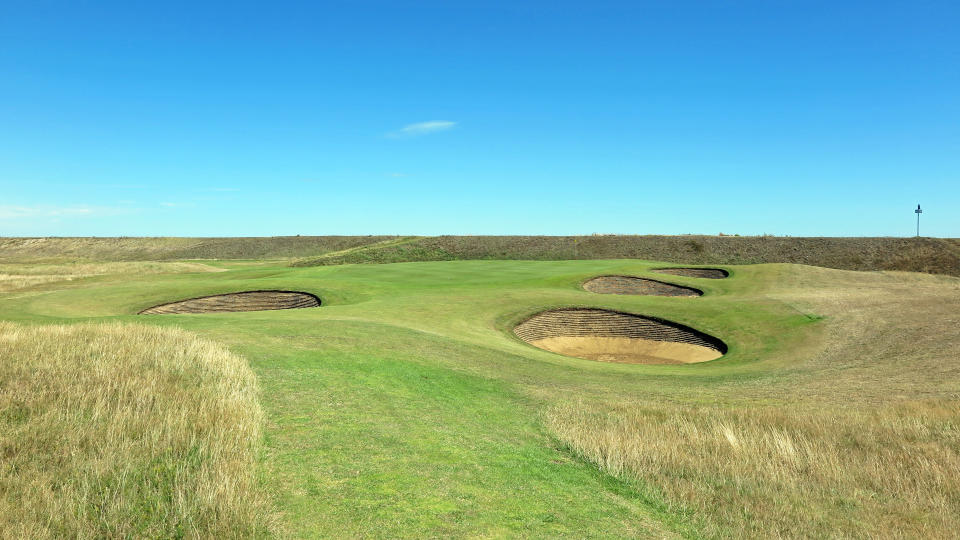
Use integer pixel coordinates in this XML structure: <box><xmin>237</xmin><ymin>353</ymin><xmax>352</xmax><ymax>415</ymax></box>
<box><xmin>1</xmin><ymin>258</ymin><xmax>958</xmax><ymax>537</ymax></box>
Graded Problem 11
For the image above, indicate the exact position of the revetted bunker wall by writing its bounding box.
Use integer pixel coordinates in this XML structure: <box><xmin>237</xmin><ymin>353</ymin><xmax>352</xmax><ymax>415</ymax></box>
<box><xmin>139</xmin><ymin>290</ymin><xmax>320</xmax><ymax>314</ymax></box>
<box><xmin>514</xmin><ymin>308</ymin><xmax>726</xmax><ymax>353</ymax></box>
<box><xmin>653</xmin><ymin>267</ymin><xmax>729</xmax><ymax>279</ymax></box>
<box><xmin>583</xmin><ymin>275</ymin><xmax>702</xmax><ymax>297</ymax></box>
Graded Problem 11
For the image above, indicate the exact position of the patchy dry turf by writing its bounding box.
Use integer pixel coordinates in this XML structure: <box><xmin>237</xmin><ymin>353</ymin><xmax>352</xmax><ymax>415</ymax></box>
<box><xmin>0</xmin><ymin>256</ymin><xmax>958</xmax><ymax>538</ymax></box>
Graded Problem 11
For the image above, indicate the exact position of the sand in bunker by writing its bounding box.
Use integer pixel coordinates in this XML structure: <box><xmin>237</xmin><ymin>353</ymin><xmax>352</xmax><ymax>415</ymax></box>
<box><xmin>529</xmin><ymin>336</ymin><xmax>723</xmax><ymax>364</ymax></box>
<box><xmin>514</xmin><ymin>308</ymin><xmax>726</xmax><ymax>365</ymax></box>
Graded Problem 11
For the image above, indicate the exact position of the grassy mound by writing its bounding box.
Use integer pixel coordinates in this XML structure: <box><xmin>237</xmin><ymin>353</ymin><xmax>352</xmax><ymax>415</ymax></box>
<box><xmin>0</xmin><ymin>322</ymin><xmax>273</xmax><ymax>538</ymax></box>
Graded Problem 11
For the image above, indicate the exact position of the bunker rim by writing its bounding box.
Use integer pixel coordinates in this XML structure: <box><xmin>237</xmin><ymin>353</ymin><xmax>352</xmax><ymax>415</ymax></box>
<box><xmin>138</xmin><ymin>290</ymin><xmax>321</xmax><ymax>314</ymax></box>
<box><xmin>652</xmin><ymin>267</ymin><xmax>729</xmax><ymax>279</ymax></box>
<box><xmin>514</xmin><ymin>308</ymin><xmax>726</xmax><ymax>365</ymax></box>
<box><xmin>583</xmin><ymin>275</ymin><xmax>703</xmax><ymax>297</ymax></box>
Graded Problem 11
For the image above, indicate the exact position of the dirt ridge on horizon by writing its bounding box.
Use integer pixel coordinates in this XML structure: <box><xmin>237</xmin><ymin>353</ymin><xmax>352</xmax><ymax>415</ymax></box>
<box><xmin>2</xmin><ymin>235</ymin><xmax>958</xmax><ymax>276</ymax></box>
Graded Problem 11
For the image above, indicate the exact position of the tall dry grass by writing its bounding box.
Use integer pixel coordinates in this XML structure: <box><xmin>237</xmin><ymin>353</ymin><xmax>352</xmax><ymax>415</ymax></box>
<box><xmin>0</xmin><ymin>322</ymin><xmax>274</xmax><ymax>538</ymax></box>
<box><xmin>548</xmin><ymin>400</ymin><xmax>960</xmax><ymax>538</ymax></box>
<box><xmin>0</xmin><ymin>273</ymin><xmax>79</xmax><ymax>292</ymax></box>
<box><xmin>0</xmin><ymin>261</ymin><xmax>223</xmax><ymax>292</ymax></box>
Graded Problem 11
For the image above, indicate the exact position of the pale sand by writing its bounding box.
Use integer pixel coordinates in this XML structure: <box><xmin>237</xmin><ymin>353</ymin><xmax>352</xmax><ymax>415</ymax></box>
<box><xmin>529</xmin><ymin>336</ymin><xmax>723</xmax><ymax>364</ymax></box>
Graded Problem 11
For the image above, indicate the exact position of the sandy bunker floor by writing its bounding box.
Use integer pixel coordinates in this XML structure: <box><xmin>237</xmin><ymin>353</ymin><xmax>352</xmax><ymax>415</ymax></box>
<box><xmin>515</xmin><ymin>308</ymin><xmax>725</xmax><ymax>364</ymax></box>
<box><xmin>583</xmin><ymin>275</ymin><xmax>702</xmax><ymax>297</ymax></box>
<box><xmin>653</xmin><ymin>267</ymin><xmax>729</xmax><ymax>279</ymax></box>
<box><xmin>139</xmin><ymin>290</ymin><xmax>320</xmax><ymax>314</ymax></box>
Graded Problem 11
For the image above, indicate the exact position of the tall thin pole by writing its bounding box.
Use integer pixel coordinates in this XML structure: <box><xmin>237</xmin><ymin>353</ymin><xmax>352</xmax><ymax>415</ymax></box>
<box><xmin>915</xmin><ymin>204</ymin><xmax>922</xmax><ymax>237</ymax></box>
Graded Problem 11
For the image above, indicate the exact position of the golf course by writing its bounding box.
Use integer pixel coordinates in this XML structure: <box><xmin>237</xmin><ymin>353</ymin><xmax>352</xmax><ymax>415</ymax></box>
<box><xmin>2</xmin><ymin>243</ymin><xmax>958</xmax><ymax>538</ymax></box>
<box><xmin>4</xmin><ymin>0</ymin><xmax>958</xmax><ymax>536</ymax></box>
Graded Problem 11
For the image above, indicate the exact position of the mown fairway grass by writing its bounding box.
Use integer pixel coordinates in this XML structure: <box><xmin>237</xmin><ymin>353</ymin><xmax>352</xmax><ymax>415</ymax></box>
<box><xmin>1</xmin><ymin>258</ymin><xmax>958</xmax><ymax>537</ymax></box>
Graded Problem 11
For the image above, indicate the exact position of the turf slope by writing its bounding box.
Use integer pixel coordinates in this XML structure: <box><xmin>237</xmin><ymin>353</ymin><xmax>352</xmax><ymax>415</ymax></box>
<box><xmin>1</xmin><ymin>259</ymin><xmax>958</xmax><ymax>537</ymax></box>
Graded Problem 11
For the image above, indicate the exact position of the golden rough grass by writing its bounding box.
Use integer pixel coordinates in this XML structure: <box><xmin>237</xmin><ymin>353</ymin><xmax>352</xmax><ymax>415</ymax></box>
<box><xmin>0</xmin><ymin>322</ymin><xmax>274</xmax><ymax>538</ymax></box>
<box><xmin>548</xmin><ymin>400</ymin><xmax>960</xmax><ymax>538</ymax></box>
<box><xmin>0</xmin><ymin>261</ymin><xmax>223</xmax><ymax>292</ymax></box>
<box><xmin>0</xmin><ymin>273</ymin><xmax>78</xmax><ymax>292</ymax></box>
<box><xmin>547</xmin><ymin>267</ymin><xmax>960</xmax><ymax>538</ymax></box>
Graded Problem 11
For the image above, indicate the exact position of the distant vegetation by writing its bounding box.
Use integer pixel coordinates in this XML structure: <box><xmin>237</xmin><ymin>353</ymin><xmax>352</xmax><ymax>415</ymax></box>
<box><xmin>0</xmin><ymin>322</ymin><xmax>274</xmax><ymax>538</ymax></box>
<box><xmin>2</xmin><ymin>235</ymin><xmax>959</xmax><ymax>275</ymax></box>
<box><xmin>294</xmin><ymin>235</ymin><xmax>960</xmax><ymax>275</ymax></box>
<box><xmin>0</xmin><ymin>236</ymin><xmax>397</xmax><ymax>262</ymax></box>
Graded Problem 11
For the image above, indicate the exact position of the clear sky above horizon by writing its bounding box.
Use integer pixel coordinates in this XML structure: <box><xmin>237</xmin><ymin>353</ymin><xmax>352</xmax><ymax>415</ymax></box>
<box><xmin>1</xmin><ymin>1</ymin><xmax>958</xmax><ymax>237</ymax></box>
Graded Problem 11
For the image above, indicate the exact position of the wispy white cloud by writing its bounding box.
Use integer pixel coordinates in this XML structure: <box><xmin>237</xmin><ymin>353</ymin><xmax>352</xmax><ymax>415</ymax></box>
<box><xmin>389</xmin><ymin>120</ymin><xmax>456</xmax><ymax>138</ymax></box>
<box><xmin>159</xmin><ymin>201</ymin><xmax>195</xmax><ymax>208</ymax></box>
<box><xmin>0</xmin><ymin>205</ymin><xmax>97</xmax><ymax>220</ymax></box>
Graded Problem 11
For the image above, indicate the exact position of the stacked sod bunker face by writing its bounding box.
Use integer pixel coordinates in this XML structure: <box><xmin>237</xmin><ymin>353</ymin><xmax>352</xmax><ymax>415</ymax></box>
<box><xmin>652</xmin><ymin>267</ymin><xmax>729</xmax><ymax>279</ymax></box>
<box><xmin>514</xmin><ymin>308</ymin><xmax>726</xmax><ymax>364</ymax></box>
<box><xmin>139</xmin><ymin>290</ymin><xmax>320</xmax><ymax>314</ymax></box>
<box><xmin>582</xmin><ymin>275</ymin><xmax>702</xmax><ymax>297</ymax></box>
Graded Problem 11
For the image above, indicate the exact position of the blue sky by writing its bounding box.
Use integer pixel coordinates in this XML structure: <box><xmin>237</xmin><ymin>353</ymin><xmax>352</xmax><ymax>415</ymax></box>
<box><xmin>1</xmin><ymin>1</ymin><xmax>957</xmax><ymax>237</ymax></box>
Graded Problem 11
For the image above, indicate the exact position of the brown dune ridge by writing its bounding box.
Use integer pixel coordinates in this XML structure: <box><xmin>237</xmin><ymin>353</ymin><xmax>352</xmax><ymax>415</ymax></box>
<box><xmin>514</xmin><ymin>308</ymin><xmax>726</xmax><ymax>364</ymax></box>
<box><xmin>583</xmin><ymin>275</ymin><xmax>702</xmax><ymax>297</ymax></box>
<box><xmin>653</xmin><ymin>267</ymin><xmax>729</xmax><ymax>279</ymax></box>
<box><xmin>4</xmin><ymin>236</ymin><xmax>959</xmax><ymax>277</ymax></box>
<box><xmin>139</xmin><ymin>290</ymin><xmax>320</xmax><ymax>314</ymax></box>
